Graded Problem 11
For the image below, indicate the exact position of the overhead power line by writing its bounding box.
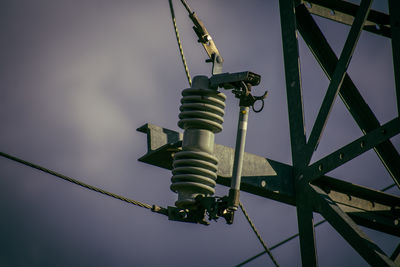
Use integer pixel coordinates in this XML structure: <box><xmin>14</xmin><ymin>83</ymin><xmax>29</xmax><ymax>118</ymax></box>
<box><xmin>1</xmin><ymin>149</ymin><xmax>396</xmax><ymax>266</ymax></box>
<box><xmin>239</xmin><ymin>201</ymin><xmax>280</xmax><ymax>267</ymax></box>
<box><xmin>236</xmin><ymin>220</ymin><xmax>326</xmax><ymax>267</ymax></box>
<box><xmin>169</xmin><ymin>0</ymin><xmax>192</xmax><ymax>86</ymax></box>
<box><xmin>0</xmin><ymin>151</ymin><xmax>167</xmax><ymax>215</ymax></box>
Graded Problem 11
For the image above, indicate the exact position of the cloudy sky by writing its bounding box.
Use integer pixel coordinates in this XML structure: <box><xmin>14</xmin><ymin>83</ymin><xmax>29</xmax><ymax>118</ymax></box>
<box><xmin>0</xmin><ymin>0</ymin><xmax>398</xmax><ymax>266</ymax></box>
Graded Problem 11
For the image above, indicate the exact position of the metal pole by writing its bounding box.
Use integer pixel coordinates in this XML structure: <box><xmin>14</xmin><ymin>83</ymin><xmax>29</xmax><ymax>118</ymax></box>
<box><xmin>228</xmin><ymin>105</ymin><xmax>249</xmax><ymax>210</ymax></box>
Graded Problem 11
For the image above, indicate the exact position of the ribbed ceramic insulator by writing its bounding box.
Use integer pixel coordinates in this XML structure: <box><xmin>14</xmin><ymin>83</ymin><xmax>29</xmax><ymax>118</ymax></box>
<box><xmin>171</xmin><ymin>76</ymin><xmax>226</xmax><ymax>208</ymax></box>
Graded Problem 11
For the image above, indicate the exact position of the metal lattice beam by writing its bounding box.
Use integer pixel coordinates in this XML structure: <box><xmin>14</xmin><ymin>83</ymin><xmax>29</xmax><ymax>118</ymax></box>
<box><xmin>279</xmin><ymin>0</ymin><xmax>319</xmax><ymax>264</ymax></box>
<box><xmin>295</xmin><ymin>4</ymin><xmax>400</xmax><ymax>188</ymax></box>
<box><xmin>278</xmin><ymin>0</ymin><xmax>307</xmax><ymax>168</ymax></box>
<box><xmin>137</xmin><ymin>123</ymin><xmax>400</xmax><ymax>237</ymax></box>
<box><xmin>391</xmin><ymin>243</ymin><xmax>400</xmax><ymax>264</ymax></box>
<box><xmin>303</xmin><ymin>118</ymin><xmax>400</xmax><ymax>183</ymax></box>
<box><xmin>296</xmin><ymin>187</ymin><xmax>318</xmax><ymax>266</ymax></box>
<box><xmin>305</xmin><ymin>0</ymin><xmax>372</xmax><ymax>161</ymax></box>
<box><xmin>304</xmin><ymin>0</ymin><xmax>391</xmax><ymax>38</ymax></box>
<box><xmin>309</xmin><ymin>184</ymin><xmax>395</xmax><ymax>266</ymax></box>
<box><xmin>389</xmin><ymin>0</ymin><xmax>400</xmax><ymax>117</ymax></box>
<box><xmin>138</xmin><ymin>0</ymin><xmax>400</xmax><ymax>265</ymax></box>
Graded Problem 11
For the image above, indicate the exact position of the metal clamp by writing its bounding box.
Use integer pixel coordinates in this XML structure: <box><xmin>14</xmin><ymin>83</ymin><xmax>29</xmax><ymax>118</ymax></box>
<box><xmin>210</xmin><ymin>71</ymin><xmax>268</xmax><ymax>112</ymax></box>
<box><xmin>182</xmin><ymin>0</ymin><xmax>224</xmax><ymax>75</ymax></box>
<box><xmin>167</xmin><ymin>195</ymin><xmax>235</xmax><ymax>225</ymax></box>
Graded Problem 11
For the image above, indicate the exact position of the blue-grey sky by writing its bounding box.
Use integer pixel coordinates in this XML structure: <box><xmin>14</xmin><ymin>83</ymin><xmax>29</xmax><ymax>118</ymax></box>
<box><xmin>0</xmin><ymin>1</ymin><xmax>398</xmax><ymax>266</ymax></box>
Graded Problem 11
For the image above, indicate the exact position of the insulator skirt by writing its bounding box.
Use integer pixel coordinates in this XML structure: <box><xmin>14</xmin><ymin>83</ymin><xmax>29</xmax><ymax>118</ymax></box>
<box><xmin>171</xmin><ymin>76</ymin><xmax>226</xmax><ymax>208</ymax></box>
<box><xmin>178</xmin><ymin>88</ymin><xmax>226</xmax><ymax>133</ymax></box>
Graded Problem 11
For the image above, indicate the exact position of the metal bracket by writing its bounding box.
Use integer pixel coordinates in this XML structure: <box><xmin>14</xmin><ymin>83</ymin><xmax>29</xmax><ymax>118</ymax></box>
<box><xmin>183</xmin><ymin>2</ymin><xmax>224</xmax><ymax>75</ymax></box>
<box><xmin>137</xmin><ymin>123</ymin><xmax>400</xmax><ymax>235</ymax></box>
<box><xmin>210</xmin><ymin>71</ymin><xmax>268</xmax><ymax>111</ymax></box>
<box><xmin>206</xmin><ymin>53</ymin><xmax>223</xmax><ymax>75</ymax></box>
<box><xmin>166</xmin><ymin>206</ymin><xmax>209</xmax><ymax>225</ymax></box>
<box><xmin>166</xmin><ymin>196</ymin><xmax>234</xmax><ymax>225</ymax></box>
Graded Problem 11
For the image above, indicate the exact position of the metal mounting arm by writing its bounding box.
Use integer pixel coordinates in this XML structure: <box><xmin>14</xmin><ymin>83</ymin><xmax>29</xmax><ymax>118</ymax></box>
<box><xmin>210</xmin><ymin>71</ymin><xmax>268</xmax><ymax>112</ymax></box>
<box><xmin>181</xmin><ymin>0</ymin><xmax>223</xmax><ymax>74</ymax></box>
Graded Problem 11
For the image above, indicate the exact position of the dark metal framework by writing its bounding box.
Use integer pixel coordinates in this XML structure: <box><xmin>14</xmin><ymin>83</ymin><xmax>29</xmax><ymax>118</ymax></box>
<box><xmin>280</xmin><ymin>0</ymin><xmax>399</xmax><ymax>265</ymax></box>
<box><xmin>138</xmin><ymin>0</ymin><xmax>400</xmax><ymax>265</ymax></box>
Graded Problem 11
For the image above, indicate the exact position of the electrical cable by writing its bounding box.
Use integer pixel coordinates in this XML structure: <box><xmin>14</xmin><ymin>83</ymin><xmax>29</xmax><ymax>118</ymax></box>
<box><xmin>3</xmin><ymin>148</ymin><xmax>395</xmax><ymax>266</ymax></box>
<box><xmin>236</xmin><ymin>220</ymin><xmax>326</xmax><ymax>267</ymax></box>
<box><xmin>0</xmin><ymin>151</ymin><xmax>168</xmax><ymax>215</ymax></box>
<box><xmin>236</xmin><ymin>182</ymin><xmax>397</xmax><ymax>266</ymax></box>
<box><xmin>239</xmin><ymin>201</ymin><xmax>280</xmax><ymax>267</ymax></box>
<box><xmin>169</xmin><ymin>0</ymin><xmax>192</xmax><ymax>86</ymax></box>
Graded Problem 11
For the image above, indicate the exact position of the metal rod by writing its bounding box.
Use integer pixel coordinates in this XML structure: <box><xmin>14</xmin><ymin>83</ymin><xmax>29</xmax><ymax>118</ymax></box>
<box><xmin>228</xmin><ymin>106</ymin><xmax>249</xmax><ymax>210</ymax></box>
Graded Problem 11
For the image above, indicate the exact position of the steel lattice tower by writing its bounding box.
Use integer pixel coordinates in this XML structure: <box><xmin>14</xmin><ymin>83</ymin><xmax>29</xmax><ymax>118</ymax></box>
<box><xmin>138</xmin><ymin>0</ymin><xmax>400</xmax><ymax>265</ymax></box>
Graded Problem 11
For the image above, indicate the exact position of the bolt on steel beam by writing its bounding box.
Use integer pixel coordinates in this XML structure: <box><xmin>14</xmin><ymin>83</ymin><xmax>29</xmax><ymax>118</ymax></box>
<box><xmin>303</xmin><ymin>0</ymin><xmax>391</xmax><ymax>38</ymax></box>
<box><xmin>302</xmin><ymin>118</ymin><xmax>400</xmax><ymax>184</ymax></box>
